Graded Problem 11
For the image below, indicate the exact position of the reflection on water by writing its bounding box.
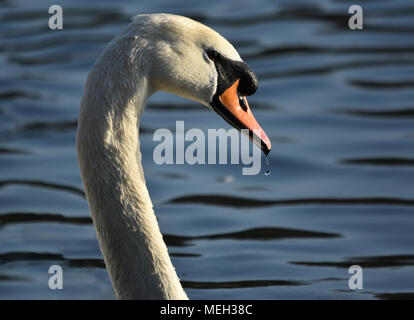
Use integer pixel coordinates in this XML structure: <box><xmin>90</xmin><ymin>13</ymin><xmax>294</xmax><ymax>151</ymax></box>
<box><xmin>1</xmin><ymin>0</ymin><xmax>414</xmax><ymax>299</ymax></box>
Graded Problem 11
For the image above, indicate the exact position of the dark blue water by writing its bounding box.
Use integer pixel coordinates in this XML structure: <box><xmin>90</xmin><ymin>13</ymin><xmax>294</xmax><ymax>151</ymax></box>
<box><xmin>1</xmin><ymin>0</ymin><xmax>414</xmax><ymax>299</ymax></box>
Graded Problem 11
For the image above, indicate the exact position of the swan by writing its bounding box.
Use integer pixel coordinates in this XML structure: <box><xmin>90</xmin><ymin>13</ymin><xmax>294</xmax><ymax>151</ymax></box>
<box><xmin>76</xmin><ymin>13</ymin><xmax>271</xmax><ymax>300</ymax></box>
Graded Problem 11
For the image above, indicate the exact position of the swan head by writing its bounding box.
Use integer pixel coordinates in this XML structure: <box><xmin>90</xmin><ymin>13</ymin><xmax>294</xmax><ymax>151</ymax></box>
<box><xmin>128</xmin><ymin>14</ymin><xmax>271</xmax><ymax>155</ymax></box>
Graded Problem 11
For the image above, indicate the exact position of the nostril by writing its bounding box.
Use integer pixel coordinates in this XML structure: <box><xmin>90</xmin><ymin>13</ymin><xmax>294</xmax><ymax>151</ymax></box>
<box><xmin>239</xmin><ymin>94</ymin><xmax>248</xmax><ymax>112</ymax></box>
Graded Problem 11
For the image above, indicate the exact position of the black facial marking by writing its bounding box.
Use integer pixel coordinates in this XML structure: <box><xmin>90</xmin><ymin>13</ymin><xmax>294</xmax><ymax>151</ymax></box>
<box><xmin>206</xmin><ymin>49</ymin><xmax>258</xmax><ymax>97</ymax></box>
<box><xmin>206</xmin><ymin>49</ymin><xmax>221</xmax><ymax>62</ymax></box>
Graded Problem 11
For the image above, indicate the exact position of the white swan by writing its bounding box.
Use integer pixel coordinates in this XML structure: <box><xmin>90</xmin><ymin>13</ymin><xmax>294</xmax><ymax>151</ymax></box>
<box><xmin>76</xmin><ymin>13</ymin><xmax>271</xmax><ymax>300</ymax></box>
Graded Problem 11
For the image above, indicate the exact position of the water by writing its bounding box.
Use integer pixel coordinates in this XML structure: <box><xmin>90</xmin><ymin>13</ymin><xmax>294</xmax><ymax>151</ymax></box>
<box><xmin>1</xmin><ymin>0</ymin><xmax>414</xmax><ymax>299</ymax></box>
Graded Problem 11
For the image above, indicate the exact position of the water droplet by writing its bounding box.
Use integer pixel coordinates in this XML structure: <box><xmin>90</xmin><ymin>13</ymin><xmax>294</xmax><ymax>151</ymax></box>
<box><xmin>265</xmin><ymin>156</ymin><xmax>270</xmax><ymax>176</ymax></box>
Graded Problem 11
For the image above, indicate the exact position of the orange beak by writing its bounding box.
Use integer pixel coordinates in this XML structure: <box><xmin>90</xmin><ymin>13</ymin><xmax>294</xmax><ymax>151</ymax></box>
<box><xmin>214</xmin><ymin>79</ymin><xmax>271</xmax><ymax>155</ymax></box>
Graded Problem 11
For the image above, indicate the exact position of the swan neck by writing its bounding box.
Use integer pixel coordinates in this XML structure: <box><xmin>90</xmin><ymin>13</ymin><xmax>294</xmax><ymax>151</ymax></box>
<box><xmin>76</xmin><ymin>41</ymin><xmax>188</xmax><ymax>300</ymax></box>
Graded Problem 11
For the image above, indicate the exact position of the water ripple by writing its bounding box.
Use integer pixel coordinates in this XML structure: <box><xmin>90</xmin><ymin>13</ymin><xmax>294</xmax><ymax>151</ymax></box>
<box><xmin>0</xmin><ymin>180</ymin><xmax>85</xmax><ymax>197</ymax></box>
<box><xmin>0</xmin><ymin>251</ymin><xmax>105</xmax><ymax>269</ymax></box>
<box><xmin>259</xmin><ymin>59</ymin><xmax>414</xmax><ymax>79</ymax></box>
<box><xmin>0</xmin><ymin>213</ymin><xmax>341</xmax><ymax>246</ymax></box>
<box><xmin>334</xmin><ymin>108</ymin><xmax>414</xmax><ymax>118</ymax></box>
<box><xmin>181</xmin><ymin>279</ymin><xmax>307</xmax><ymax>289</ymax></box>
<box><xmin>0</xmin><ymin>147</ymin><xmax>30</xmax><ymax>155</ymax></box>
<box><xmin>168</xmin><ymin>194</ymin><xmax>414</xmax><ymax>207</ymax></box>
<box><xmin>375</xmin><ymin>292</ymin><xmax>414</xmax><ymax>300</ymax></box>
<box><xmin>348</xmin><ymin>79</ymin><xmax>414</xmax><ymax>90</ymax></box>
<box><xmin>246</xmin><ymin>45</ymin><xmax>414</xmax><ymax>60</ymax></box>
<box><xmin>340</xmin><ymin>158</ymin><xmax>414</xmax><ymax>167</ymax></box>
<box><xmin>164</xmin><ymin>226</ymin><xmax>340</xmax><ymax>247</ymax></box>
<box><xmin>291</xmin><ymin>255</ymin><xmax>414</xmax><ymax>268</ymax></box>
<box><xmin>0</xmin><ymin>212</ymin><xmax>91</xmax><ymax>227</ymax></box>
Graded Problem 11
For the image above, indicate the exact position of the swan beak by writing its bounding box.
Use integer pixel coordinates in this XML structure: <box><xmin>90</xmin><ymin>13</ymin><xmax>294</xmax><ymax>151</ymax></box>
<box><xmin>212</xmin><ymin>79</ymin><xmax>271</xmax><ymax>155</ymax></box>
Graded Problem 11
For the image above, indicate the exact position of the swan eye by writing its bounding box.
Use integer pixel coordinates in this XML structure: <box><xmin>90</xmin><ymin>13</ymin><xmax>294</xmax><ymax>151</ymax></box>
<box><xmin>207</xmin><ymin>49</ymin><xmax>220</xmax><ymax>62</ymax></box>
